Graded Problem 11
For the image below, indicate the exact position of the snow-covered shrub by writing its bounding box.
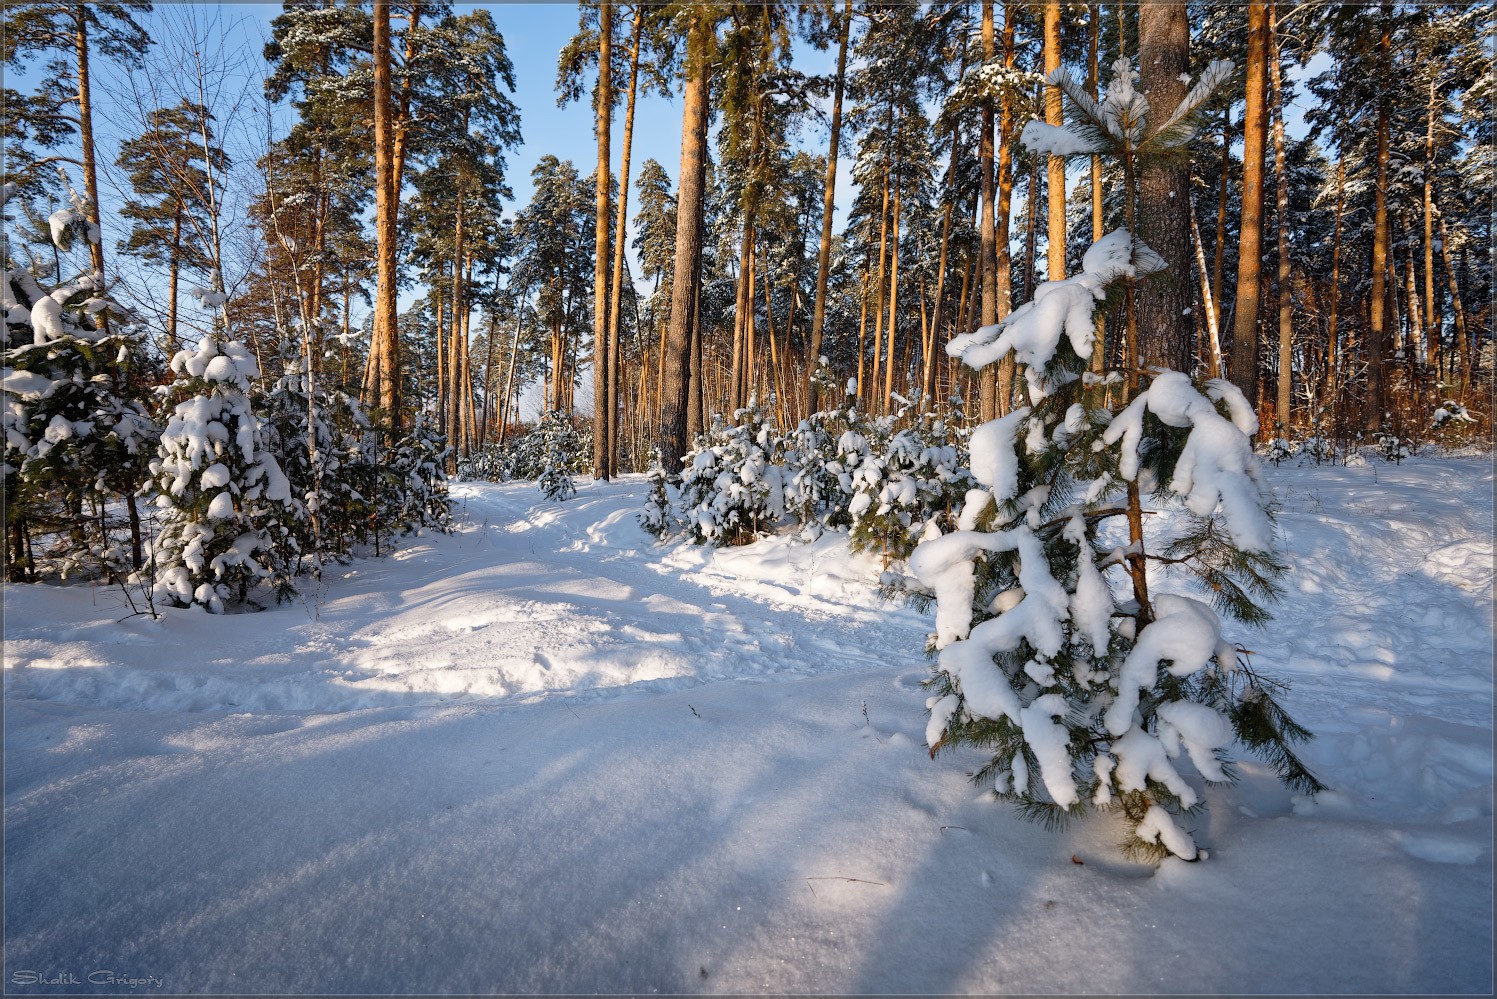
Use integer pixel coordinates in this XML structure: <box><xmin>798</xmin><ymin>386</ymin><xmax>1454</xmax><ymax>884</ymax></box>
<box><xmin>258</xmin><ymin>356</ymin><xmax>351</xmax><ymax>568</ymax></box>
<box><xmin>458</xmin><ymin>440</ymin><xmax>505</xmax><ymax>482</ymax></box>
<box><xmin>3</xmin><ymin>180</ymin><xmax>157</xmax><ymax>581</ymax></box>
<box><xmin>1375</xmin><ymin>433</ymin><xmax>1412</xmax><ymax>464</ymax></box>
<box><xmin>638</xmin><ymin>449</ymin><xmax>674</xmax><ymax>539</ymax></box>
<box><xmin>384</xmin><ymin>416</ymin><xmax>453</xmax><ymax>532</ymax></box>
<box><xmin>1430</xmin><ymin>400</ymin><xmax>1482</xmax><ymax>450</ymax></box>
<box><xmin>149</xmin><ymin>337</ymin><xmax>299</xmax><ymax>612</ymax></box>
<box><xmin>1266</xmin><ymin>436</ymin><xmax>1293</xmax><ymax>465</ymax></box>
<box><xmin>914</xmin><ymin>57</ymin><xmax>1322</xmax><ymax>863</ymax></box>
<box><xmin>782</xmin><ymin>402</ymin><xmax>868</xmax><ymax>533</ymax></box>
<box><xmin>491</xmin><ymin>410</ymin><xmax>590</xmax><ymax>482</ymax></box>
<box><xmin>538</xmin><ymin>458</ymin><xmax>575</xmax><ymax>501</ymax></box>
<box><xmin>676</xmin><ymin>403</ymin><xmax>786</xmax><ymax>546</ymax></box>
<box><xmin>1296</xmin><ymin>434</ymin><xmax>1337</xmax><ymax>465</ymax></box>
<box><xmin>306</xmin><ymin>390</ymin><xmax>379</xmax><ymax>557</ymax></box>
<box><xmin>848</xmin><ymin>410</ymin><xmax>972</xmax><ymax>562</ymax></box>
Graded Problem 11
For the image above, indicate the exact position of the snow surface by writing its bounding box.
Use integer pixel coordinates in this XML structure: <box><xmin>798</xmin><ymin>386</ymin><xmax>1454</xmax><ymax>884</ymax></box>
<box><xmin>3</xmin><ymin>458</ymin><xmax>1493</xmax><ymax>993</ymax></box>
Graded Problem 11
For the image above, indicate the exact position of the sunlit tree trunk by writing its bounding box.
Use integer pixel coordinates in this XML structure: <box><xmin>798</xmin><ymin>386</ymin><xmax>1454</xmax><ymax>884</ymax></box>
<box><xmin>661</xmin><ymin>12</ymin><xmax>712</xmax><ymax>470</ymax></box>
<box><xmin>1269</xmin><ymin>10</ymin><xmax>1293</xmax><ymax>429</ymax></box>
<box><xmin>1366</xmin><ymin>1</ymin><xmax>1392</xmax><ymax>431</ymax></box>
<box><xmin>1230</xmin><ymin>1</ymin><xmax>1269</xmax><ymax>411</ymax></box>
<box><xmin>593</xmin><ymin>0</ymin><xmax>614</xmax><ymax>478</ymax></box>
<box><xmin>978</xmin><ymin>0</ymin><xmax>999</xmax><ymax>421</ymax></box>
<box><xmin>808</xmin><ymin>0</ymin><xmax>851</xmax><ymax>412</ymax></box>
<box><xmin>1044</xmin><ymin>0</ymin><xmax>1065</xmax><ymax>281</ymax></box>
<box><xmin>1136</xmin><ymin>0</ymin><xmax>1193</xmax><ymax>374</ymax></box>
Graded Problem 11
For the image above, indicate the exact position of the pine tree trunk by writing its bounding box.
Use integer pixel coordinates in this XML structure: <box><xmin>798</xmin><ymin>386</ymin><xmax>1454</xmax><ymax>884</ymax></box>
<box><xmin>592</xmin><ymin>0</ymin><xmax>614</xmax><ymax>480</ymax></box>
<box><xmin>1191</xmin><ymin>199</ymin><xmax>1224</xmax><ymax>379</ymax></box>
<box><xmin>1326</xmin><ymin>153</ymin><xmax>1345</xmax><ymax>415</ymax></box>
<box><xmin>687</xmin><ymin>247</ymin><xmax>705</xmax><ymax>441</ymax></box>
<box><xmin>1423</xmin><ymin>73</ymin><xmax>1438</xmax><ymax>373</ymax></box>
<box><xmin>1230</xmin><ymin>1</ymin><xmax>1269</xmax><ymax>410</ymax></box>
<box><xmin>924</xmin><ymin>122</ymin><xmax>960</xmax><ymax>411</ymax></box>
<box><xmin>1269</xmin><ymin>11</ymin><xmax>1293</xmax><ymax>430</ymax></box>
<box><xmin>1023</xmin><ymin>119</ymin><xmax>1040</xmax><ymax>306</ymax></box>
<box><xmin>1136</xmin><ymin>0</ymin><xmax>1193</xmax><ymax>375</ymax></box>
<box><xmin>168</xmin><ymin>213</ymin><xmax>182</xmax><ymax>356</ymax></box>
<box><xmin>884</xmin><ymin>177</ymin><xmax>901</xmax><ymax>411</ymax></box>
<box><xmin>368</xmin><ymin>0</ymin><xmax>402</xmax><ymax>431</ymax></box>
<box><xmin>1214</xmin><ymin>112</ymin><xmax>1229</xmax><ymax>335</ymax></box>
<box><xmin>449</xmin><ymin>202</ymin><xmax>466</xmax><ymax>469</ymax></box>
<box><xmin>977</xmin><ymin>0</ymin><xmax>999</xmax><ymax>421</ymax></box>
<box><xmin>871</xmin><ymin>144</ymin><xmax>893</xmax><ymax>414</ymax></box>
<box><xmin>1366</xmin><ymin>0</ymin><xmax>1393</xmax><ymax>431</ymax></box>
<box><xmin>808</xmin><ymin>0</ymin><xmax>851</xmax><ymax>412</ymax></box>
<box><xmin>605</xmin><ymin>5</ymin><xmax>643</xmax><ymax>477</ymax></box>
<box><xmin>73</xmin><ymin>5</ymin><xmax>105</xmax><ymax>284</ymax></box>
<box><xmin>995</xmin><ymin>2</ymin><xmax>1018</xmax><ymax>411</ymax></box>
<box><xmin>1436</xmin><ymin>213</ymin><xmax>1470</xmax><ymax>395</ymax></box>
<box><xmin>660</xmin><ymin>15</ymin><xmax>711</xmax><ymax>472</ymax></box>
<box><xmin>1044</xmin><ymin>0</ymin><xmax>1066</xmax><ymax>281</ymax></box>
<box><xmin>1405</xmin><ymin>239</ymin><xmax>1424</xmax><ymax>368</ymax></box>
<box><xmin>435</xmin><ymin>284</ymin><xmax>446</xmax><ymax>438</ymax></box>
<box><xmin>1089</xmin><ymin>1</ymin><xmax>1105</xmax><ymax>373</ymax></box>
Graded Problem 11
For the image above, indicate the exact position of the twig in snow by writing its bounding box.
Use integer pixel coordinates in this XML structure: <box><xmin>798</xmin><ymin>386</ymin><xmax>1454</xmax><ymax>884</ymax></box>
<box><xmin>784</xmin><ymin>875</ymin><xmax>888</xmax><ymax>897</ymax></box>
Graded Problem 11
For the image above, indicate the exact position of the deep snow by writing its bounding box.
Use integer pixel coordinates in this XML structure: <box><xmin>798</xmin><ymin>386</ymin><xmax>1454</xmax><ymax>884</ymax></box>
<box><xmin>3</xmin><ymin>456</ymin><xmax>1493</xmax><ymax>994</ymax></box>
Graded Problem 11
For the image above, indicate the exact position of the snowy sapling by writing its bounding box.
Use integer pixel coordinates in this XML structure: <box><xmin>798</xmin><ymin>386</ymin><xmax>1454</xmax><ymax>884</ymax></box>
<box><xmin>913</xmin><ymin>57</ymin><xmax>1323</xmax><ymax>863</ymax></box>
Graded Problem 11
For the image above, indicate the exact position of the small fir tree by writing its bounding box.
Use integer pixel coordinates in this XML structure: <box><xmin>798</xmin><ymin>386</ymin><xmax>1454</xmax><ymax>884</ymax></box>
<box><xmin>675</xmin><ymin>403</ymin><xmax>785</xmax><ymax>546</ymax></box>
<box><xmin>638</xmin><ymin>448</ymin><xmax>675</xmax><ymax>539</ymax></box>
<box><xmin>149</xmin><ymin>336</ymin><xmax>299</xmax><ymax>612</ymax></box>
<box><xmin>912</xmin><ymin>57</ymin><xmax>1322</xmax><ymax>863</ymax></box>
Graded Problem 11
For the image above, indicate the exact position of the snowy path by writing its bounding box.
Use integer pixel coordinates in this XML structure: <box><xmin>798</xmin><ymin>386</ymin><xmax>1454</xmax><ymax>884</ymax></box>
<box><xmin>4</xmin><ymin>459</ymin><xmax>1492</xmax><ymax>993</ymax></box>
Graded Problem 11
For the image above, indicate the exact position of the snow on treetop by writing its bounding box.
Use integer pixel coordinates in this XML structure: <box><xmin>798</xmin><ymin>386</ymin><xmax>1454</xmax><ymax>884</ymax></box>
<box><xmin>1023</xmin><ymin>56</ymin><xmax>1234</xmax><ymax>160</ymax></box>
<box><xmin>947</xmin><ymin>229</ymin><xmax>1159</xmax><ymax>401</ymax></box>
<box><xmin>171</xmin><ymin>337</ymin><xmax>261</xmax><ymax>388</ymax></box>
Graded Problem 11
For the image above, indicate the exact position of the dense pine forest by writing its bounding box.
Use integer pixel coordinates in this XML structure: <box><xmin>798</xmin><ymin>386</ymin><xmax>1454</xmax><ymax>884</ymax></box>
<box><xmin>2</xmin><ymin>1</ymin><xmax>1491</xmax><ymax>592</ymax></box>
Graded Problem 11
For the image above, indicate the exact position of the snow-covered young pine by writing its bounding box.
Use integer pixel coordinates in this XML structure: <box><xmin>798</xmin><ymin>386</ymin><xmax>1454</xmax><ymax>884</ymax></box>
<box><xmin>676</xmin><ymin>403</ymin><xmax>785</xmax><ymax>546</ymax></box>
<box><xmin>912</xmin><ymin>57</ymin><xmax>1323</xmax><ymax>863</ymax></box>
<box><xmin>150</xmin><ymin>336</ymin><xmax>299</xmax><ymax>612</ymax></box>
<box><xmin>3</xmin><ymin>178</ymin><xmax>157</xmax><ymax>582</ymax></box>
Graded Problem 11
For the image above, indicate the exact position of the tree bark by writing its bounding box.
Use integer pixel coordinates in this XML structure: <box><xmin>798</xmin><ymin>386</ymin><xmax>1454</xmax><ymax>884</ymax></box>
<box><xmin>1436</xmin><ymin>213</ymin><xmax>1469</xmax><ymax>395</ymax></box>
<box><xmin>593</xmin><ymin>0</ymin><xmax>613</xmax><ymax>480</ymax></box>
<box><xmin>977</xmin><ymin>0</ymin><xmax>999</xmax><ymax>421</ymax></box>
<box><xmin>660</xmin><ymin>10</ymin><xmax>712</xmax><ymax>472</ymax></box>
<box><xmin>1269</xmin><ymin>9</ymin><xmax>1293</xmax><ymax>429</ymax></box>
<box><xmin>1230</xmin><ymin>1</ymin><xmax>1269</xmax><ymax>410</ymax></box>
<box><xmin>1135</xmin><ymin>0</ymin><xmax>1193</xmax><ymax>375</ymax></box>
<box><xmin>367</xmin><ymin>0</ymin><xmax>402</xmax><ymax>430</ymax></box>
<box><xmin>808</xmin><ymin>0</ymin><xmax>851</xmax><ymax>412</ymax></box>
<box><xmin>606</xmin><ymin>4</ymin><xmax>643</xmax><ymax>476</ymax></box>
<box><xmin>1366</xmin><ymin>0</ymin><xmax>1392</xmax><ymax>431</ymax></box>
<box><xmin>1044</xmin><ymin>0</ymin><xmax>1066</xmax><ymax>281</ymax></box>
<box><xmin>995</xmin><ymin>2</ymin><xmax>1017</xmax><ymax>411</ymax></box>
<box><xmin>73</xmin><ymin>6</ymin><xmax>105</xmax><ymax>283</ymax></box>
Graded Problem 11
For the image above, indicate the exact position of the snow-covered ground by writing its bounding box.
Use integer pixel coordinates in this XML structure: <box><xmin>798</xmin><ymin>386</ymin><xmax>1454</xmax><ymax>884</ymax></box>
<box><xmin>4</xmin><ymin>456</ymin><xmax>1493</xmax><ymax>994</ymax></box>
